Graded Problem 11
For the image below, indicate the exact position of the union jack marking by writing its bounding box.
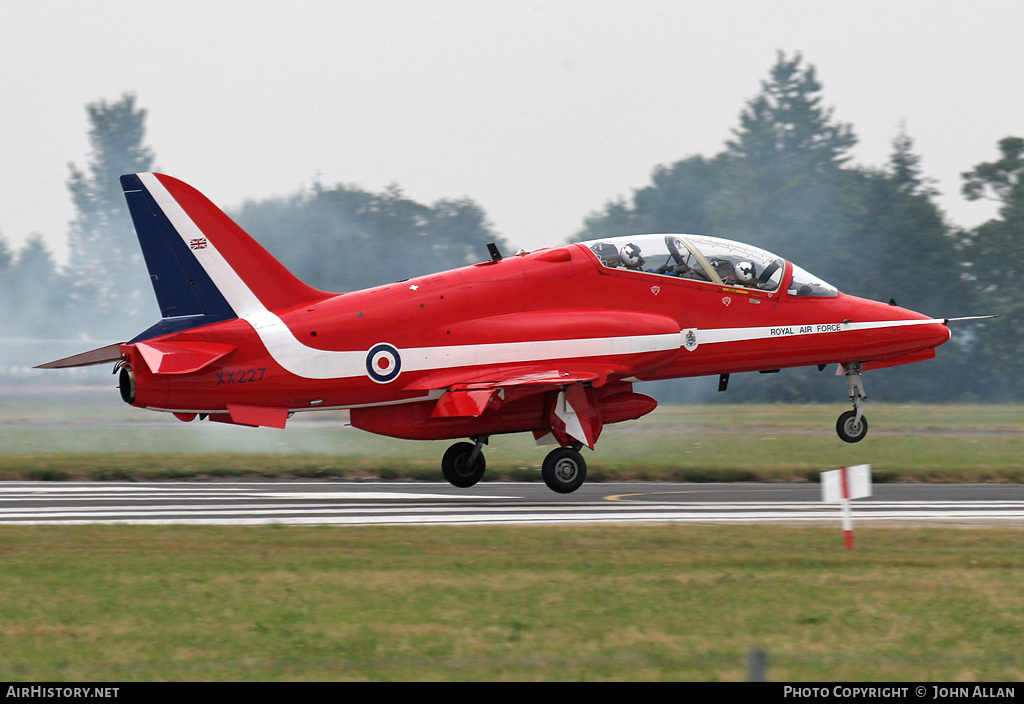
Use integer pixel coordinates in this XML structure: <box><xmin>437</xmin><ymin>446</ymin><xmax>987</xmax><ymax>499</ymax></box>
<box><xmin>189</xmin><ymin>238</ymin><xmax>208</xmax><ymax>250</ymax></box>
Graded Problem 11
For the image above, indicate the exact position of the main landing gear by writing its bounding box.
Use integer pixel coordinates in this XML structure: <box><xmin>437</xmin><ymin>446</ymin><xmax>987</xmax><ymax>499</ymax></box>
<box><xmin>441</xmin><ymin>437</ymin><xmax>487</xmax><ymax>488</ymax></box>
<box><xmin>440</xmin><ymin>437</ymin><xmax>588</xmax><ymax>494</ymax></box>
<box><xmin>541</xmin><ymin>444</ymin><xmax>587</xmax><ymax>494</ymax></box>
<box><xmin>836</xmin><ymin>362</ymin><xmax>868</xmax><ymax>443</ymax></box>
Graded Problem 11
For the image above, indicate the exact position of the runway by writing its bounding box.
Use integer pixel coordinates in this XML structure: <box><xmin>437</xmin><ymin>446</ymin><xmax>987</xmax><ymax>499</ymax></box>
<box><xmin>2</xmin><ymin>481</ymin><xmax>1024</xmax><ymax>527</ymax></box>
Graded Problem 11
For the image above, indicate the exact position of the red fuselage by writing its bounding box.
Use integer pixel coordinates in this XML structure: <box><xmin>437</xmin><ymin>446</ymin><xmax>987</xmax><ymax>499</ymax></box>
<box><xmin>119</xmin><ymin>241</ymin><xmax>950</xmax><ymax>440</ymax></box>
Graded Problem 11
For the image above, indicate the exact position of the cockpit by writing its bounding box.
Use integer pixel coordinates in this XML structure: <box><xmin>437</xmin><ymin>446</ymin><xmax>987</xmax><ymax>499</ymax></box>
<box><xmin>581</xmin><ymin>233</ymin><xmax>837</xmax><ymax>297</ymax></box>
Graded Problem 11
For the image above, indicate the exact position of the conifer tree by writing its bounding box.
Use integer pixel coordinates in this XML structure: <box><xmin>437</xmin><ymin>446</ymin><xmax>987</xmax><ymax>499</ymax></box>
<box><xmin>66</xmin><ymin>93</ymin><xmax>156</xmax><ymax>336</ymax></box>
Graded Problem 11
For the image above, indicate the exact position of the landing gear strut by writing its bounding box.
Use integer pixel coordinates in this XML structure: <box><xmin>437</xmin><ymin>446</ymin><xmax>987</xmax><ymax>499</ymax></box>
<box><xmin>836</xmin><ymin>362</ymin><xmax>868</xmax><ymax>443</ymax></box>
<box><xmin>441</xmin><ymin>436</ymin><xmax>488</xmax><ymax>487</ymax></box>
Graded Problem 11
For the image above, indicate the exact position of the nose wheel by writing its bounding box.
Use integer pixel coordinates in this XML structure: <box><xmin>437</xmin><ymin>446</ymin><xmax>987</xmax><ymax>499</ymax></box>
<box><xmin>837</xmin><ymin>362</ymin><xmax>868</xmax><ymax>443</ymax></box>
<box><xmin>836</xmin><ymin>409</ymin><xmax>868</xmax><ymax>443</ymax></box>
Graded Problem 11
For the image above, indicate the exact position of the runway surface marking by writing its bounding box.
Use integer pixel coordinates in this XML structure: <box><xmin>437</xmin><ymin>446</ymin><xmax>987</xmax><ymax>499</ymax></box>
<box><xmin>2</xmin><ymin>482</ymin><xmax>1023</xmax><ymax>526</ymax></box>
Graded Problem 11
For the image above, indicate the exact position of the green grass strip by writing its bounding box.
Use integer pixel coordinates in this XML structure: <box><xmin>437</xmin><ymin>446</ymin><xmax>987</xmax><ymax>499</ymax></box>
<box><xmin>0</xmin><ymin>524</ymin><xmax>1021</xmax><ymax>681</ymax></box>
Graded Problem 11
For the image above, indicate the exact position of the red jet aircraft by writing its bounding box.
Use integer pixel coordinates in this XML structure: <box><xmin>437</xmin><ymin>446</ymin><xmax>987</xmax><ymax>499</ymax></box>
<box><xmin>40</xmin><ymin>173</ymin><xmax>968</xmax><ymax>493</ymax></box>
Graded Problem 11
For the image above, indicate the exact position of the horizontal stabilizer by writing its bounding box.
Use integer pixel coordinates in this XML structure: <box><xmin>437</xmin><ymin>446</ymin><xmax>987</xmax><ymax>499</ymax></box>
<box><xmin>34</xmin><ymin>343</ymin><xmax>124</xmax><ymax>369</ymax></box>
<box><xmin>134</xmin><ymin>340</ymin><xmax>235</xmax><ymax>374</ymax></box>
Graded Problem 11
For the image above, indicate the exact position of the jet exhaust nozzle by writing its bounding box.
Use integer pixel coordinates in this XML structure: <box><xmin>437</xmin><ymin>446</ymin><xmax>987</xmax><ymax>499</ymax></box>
<box><xmin>119</xmin><ymin>365</ymin><xmax>136</xmax><ymax>405</ymax></box>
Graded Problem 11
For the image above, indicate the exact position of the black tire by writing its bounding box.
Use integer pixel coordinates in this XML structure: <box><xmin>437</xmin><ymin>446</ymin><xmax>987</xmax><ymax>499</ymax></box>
<box><xmin>836</xmin><ymin>410</ymin><xmax>868</xmax><ymax>443</ymax></box>
<box><xmin>441</xmin><ymin>442</ymin><xmax>486</xmax><ymax>488</ymax></box>
<box><xmin>541</xmin><ymin>447</ymin><xmax>587</xmax><ymax>494</ymax></box>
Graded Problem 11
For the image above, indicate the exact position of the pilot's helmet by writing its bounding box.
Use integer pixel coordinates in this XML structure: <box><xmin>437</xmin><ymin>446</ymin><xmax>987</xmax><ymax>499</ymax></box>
<box><xmin>734</xmin><ymin>261</ymin><xmax>757</xmax><ymax>284</ymax></box>
<box><xmin>619</xmin><ymin>243</ymin><xmax>644</xmax><ymax>269</ymax></box>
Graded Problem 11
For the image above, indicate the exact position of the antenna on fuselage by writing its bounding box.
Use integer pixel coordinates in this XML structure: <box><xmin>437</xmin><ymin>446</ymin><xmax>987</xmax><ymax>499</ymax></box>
<box><xmin>487</xmin><ymin>243</ymin><xmax>503</xmax><ymax>262</ymax></box>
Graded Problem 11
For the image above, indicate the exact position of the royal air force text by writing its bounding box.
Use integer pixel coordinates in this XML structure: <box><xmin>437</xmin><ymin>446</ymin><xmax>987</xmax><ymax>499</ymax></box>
<box><xmin>770</xmin><ymin>323</ymin><xmax>844</xmax><ymax>337</ymax></box>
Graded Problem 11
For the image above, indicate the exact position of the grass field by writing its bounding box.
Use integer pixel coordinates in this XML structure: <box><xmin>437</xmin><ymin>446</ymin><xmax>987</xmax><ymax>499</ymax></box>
<box><xmin>0</xmin><ymin>524</ymin><xmax>1022</xmax><ymax>681</ymax></box>
<box><xmin>2</xmin><ymin>391</ymin><xmax>1023</xmax><ymax>681</ymax></box>
<box><xmin>1</xmin><ymin>389</ymin><xmax>1023</xmax><ymax>483</ymax></box>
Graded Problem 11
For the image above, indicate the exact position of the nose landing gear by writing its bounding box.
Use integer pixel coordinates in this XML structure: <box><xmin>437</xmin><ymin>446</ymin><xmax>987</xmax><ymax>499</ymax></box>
<box><xmin>836</xmin><ymin>362</ymin><xmax>868</xmax><ymax>443</ymax></box>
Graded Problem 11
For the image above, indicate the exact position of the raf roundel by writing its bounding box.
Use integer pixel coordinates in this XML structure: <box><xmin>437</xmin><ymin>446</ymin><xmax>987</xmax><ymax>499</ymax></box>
<box><xmin>366</xmin><ymin>343</ymin><xmax>402</xmax><ymax>383</ymax></box>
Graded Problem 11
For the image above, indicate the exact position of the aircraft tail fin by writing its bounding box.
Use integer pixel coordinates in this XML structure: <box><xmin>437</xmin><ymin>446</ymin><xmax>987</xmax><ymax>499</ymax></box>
<box><xmin>120</xmin><ymin>173</ymin><xmax>329</xmax><ymax>341</ymax></box>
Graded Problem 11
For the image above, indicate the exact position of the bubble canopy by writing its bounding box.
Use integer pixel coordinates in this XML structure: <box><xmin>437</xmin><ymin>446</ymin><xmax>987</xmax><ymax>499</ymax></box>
<box><xmin>579</xmin><ymin>233</ymin><xmax>838</xmax><ymax>297</ymax></box>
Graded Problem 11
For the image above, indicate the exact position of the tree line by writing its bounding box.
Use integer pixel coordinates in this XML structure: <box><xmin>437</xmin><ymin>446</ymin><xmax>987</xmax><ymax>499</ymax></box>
<box><xmin>1</xmin><ymin>53</ymin><xmax>1020</xmax><ymax>401</ymax></box>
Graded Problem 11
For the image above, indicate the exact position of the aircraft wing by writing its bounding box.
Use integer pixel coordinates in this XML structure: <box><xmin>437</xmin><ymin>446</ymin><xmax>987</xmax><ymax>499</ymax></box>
<box><xmin>400</xmin><ymin>309</ymin><xmax>680</xmax><ymax>428</ymax></box>
<box><xmin>399</xmin><ymin>309</ymin><xmax>680</xmax><ymax>406</ymax></box>
<box><xmin>411</xmin><ymin>366</ymin><xmax>616</xmax><ymax>451</ymax></box>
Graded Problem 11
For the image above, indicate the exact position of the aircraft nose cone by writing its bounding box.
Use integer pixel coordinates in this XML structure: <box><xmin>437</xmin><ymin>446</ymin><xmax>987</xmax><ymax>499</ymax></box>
<box><xmin>886</xmin><ymin>306</ymin><xmax>951</xmax><ymax>353</ymax></box>
<box><xmin>929</xmin><ymin>320</ymin><xmax>953</xmax><ymax>347</ymax></box>
<box><xmin>849</xmin><ymin>299</ymin><xmax>952</xmax><ymax>361</ymax></box>
<box><xmin>907</xmin><ymin>320</ymin><xmax>952</xmax><ymax>353</ymax></box>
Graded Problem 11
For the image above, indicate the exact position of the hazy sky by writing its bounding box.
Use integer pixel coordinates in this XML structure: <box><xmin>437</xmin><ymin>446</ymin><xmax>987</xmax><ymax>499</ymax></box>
<box><xmin>1</xmin><ymin>0</ymin><xmax>1022</xmax><ymax>265</ymax></box>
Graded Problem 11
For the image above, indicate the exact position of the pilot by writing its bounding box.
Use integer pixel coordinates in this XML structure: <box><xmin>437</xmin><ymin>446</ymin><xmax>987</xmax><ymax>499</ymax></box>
<box><xmin>734</xmin><ymin>261</ymin><xmax>757</xmax><ymax>286</ymax></box>
<box><xmin>619</xmin><ymin>243</ymin><xmax>645</xmax><ymax>270</ymax></box>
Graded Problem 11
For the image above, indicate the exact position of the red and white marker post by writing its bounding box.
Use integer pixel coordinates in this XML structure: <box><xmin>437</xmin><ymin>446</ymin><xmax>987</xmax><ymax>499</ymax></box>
<box><xmin>820</xmin><ymin>464</ymin><xmax>872</xmax><ymax>550</ymax></box>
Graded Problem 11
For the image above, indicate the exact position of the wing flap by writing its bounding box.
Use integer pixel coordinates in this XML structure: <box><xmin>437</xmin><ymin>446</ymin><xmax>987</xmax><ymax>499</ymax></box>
<box><xmin>404</xmin><ymin>365</ymin><xmax>606</xmax><ymax>393</ymax></box>
<box><xmin>429</xmin><ymin>369</ymin><xmax>603</xmax><ymax>418</ymax></box>
<box><xmin>431</xmin><ymin>389</ymin><xmax>500</xmax><ymax>418</ymax></box>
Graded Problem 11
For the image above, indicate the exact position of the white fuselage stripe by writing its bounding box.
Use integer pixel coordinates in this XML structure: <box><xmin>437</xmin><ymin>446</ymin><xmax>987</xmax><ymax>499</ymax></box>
<box><xmin>692</xmin><ymin>318</ymin><xmax>945</xmax><ymax>347</ymax></box>
<box><xmin>247</xmin><ymin>316</ymin><xmax>682</xmax><ymax>381</ymax></box>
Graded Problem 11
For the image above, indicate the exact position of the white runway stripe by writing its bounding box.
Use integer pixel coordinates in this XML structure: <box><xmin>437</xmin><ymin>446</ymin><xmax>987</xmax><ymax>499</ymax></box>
<box><xmin>1</xmin><ymin>483</ymin><xmax>1023</xmax><ymax>526</ymax></box>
